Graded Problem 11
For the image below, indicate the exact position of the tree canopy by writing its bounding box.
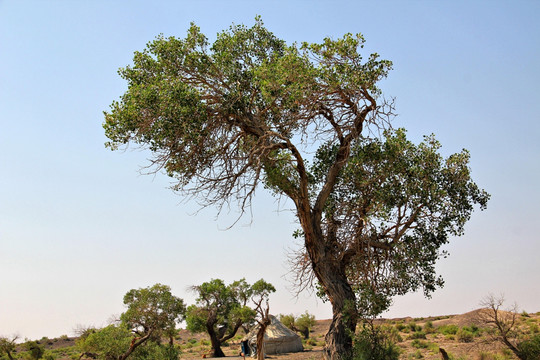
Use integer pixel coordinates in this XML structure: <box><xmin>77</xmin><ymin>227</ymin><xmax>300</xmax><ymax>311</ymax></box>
<box><xmin>0</xmin><ymin>336</ymin><xmax>18</xmax><ymax>360</ymax></box>
<box><xmin>78</xmin><ymin>284</ymin><xmax>185</xmax><ymax>360</ymax></box>
<box><xmin>104</xmin><ymin>18</ymin><xmax>489</xmax><ymax>359</ymax></box>
<box><xmin>279</xmin><ymin>312</ymin><xmax>316</xmax><ymax>339</ymax></box>
<box><xmin>186</xmin><ymin>278</ymin><xmax>257</xmax><ymax>357</ymax></box>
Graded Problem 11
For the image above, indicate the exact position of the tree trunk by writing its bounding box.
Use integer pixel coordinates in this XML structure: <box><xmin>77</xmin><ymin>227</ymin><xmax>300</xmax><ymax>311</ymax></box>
<box><xmin>118</xmin><ymin>332</ymin><xmax>152</xmax><ymax>360</ymax></box>
<box><xmin>304</xmin><ymin>225</ymin><xmax>358</xmax><ymax>360</ymax></box>
<box><xmin>207</xmin><ymin>327</ymin><xmax>225</xmax><ymax>358</ymax></box>
<box><xmin>321</xmin><ymin>271</ymin><xmax>357</xmax><ymax>360</ymax></box>
<box><xmin>256</xmin><ymin>317</ymin><xmax>271</xmax><ymax>360</ymax></box>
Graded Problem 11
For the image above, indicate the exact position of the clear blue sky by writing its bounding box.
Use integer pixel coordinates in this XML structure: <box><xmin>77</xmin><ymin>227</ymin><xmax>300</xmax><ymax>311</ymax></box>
<box><xmin>1</xmin><ymin>0</ymin><xmax>539</xmax><ymax>340</ymax></box>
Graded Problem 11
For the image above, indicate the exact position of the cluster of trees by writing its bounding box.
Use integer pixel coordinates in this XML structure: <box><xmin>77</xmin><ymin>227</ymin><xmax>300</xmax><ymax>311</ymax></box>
<box><xmin>0</xmin><ymin>338</ymin><xmax>50</xmax><ymax>360</ymax></box>
<box><xmin>74</xmin><ymin>279</ymin><xmax>274</xmax><ymax>360</ymax></box>
<box><xmin>103</xmin><ymin>17</ymin><xmax>489</xmax><ymax>360</ymax></box>
<box><xmin>185</xmin><ymin>278</ymin><xmax>275</xmax><ymax>359</ymax></box>
<box><xmin>0</xmin><ymin>280</ymin><xmax>280</xmax><ymax>360</ymax></box>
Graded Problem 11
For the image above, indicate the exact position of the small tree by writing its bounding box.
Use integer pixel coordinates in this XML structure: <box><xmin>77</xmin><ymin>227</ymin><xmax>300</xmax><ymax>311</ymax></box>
<box><xmin>279</xmin><ymin>312</ymin><xmax>315</xmax><ymax>339</ymax></box>
<box><xmin>250</xmin><ymin>280</ymin><xmax>276</xmax><ymax>360</ymax></box>
<box><xmin>186</xmin><ymin>279</ymin><xmax>256</xmax><ymax>357</ymax></box>
<box><xmin>78</xmin><ymin>283</ymin><xmax>185</xmax><ymax>360</ymax></box>
<box><xmin>296</xmin><ymin>312</ymin><xmax>316</xmax><ymax>339</ymax></box>
<box><xmin>351</xmin><ymin>322</ymin><xmax>400</xmax><ymax>360</ymax></box>
<box><xmin>24</xmin><ymin>340</ymin><xmax>44</xmax><ymax>360</ymax></box>
<box><xmin>78</xmin><ymin>324</ymin><xmax>132</xmax><ymax>360</ymax></box>
<box><xmin>0</xmin><ymin>336</ymin><xmax>18</xmax><ymax>360</ymax></box>
<box><xmin>478</xmin><ymin>294</ymin><xmax>540</xmax><ymax>360</ymax></box>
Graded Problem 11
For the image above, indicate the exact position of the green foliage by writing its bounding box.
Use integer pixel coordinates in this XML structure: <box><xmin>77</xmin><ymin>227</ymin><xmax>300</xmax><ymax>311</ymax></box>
<box><xmin>411</xmin><ymin>339</ymin><xmax>429</xmax><ymax>349</ymax></box>
<box><xmin>423</xmin><ymin>321</ymin><xmax>434</xmax><ymax>334</ymax></box>
<box><xmin>311</xmin><ymin>129</ymin><xmax>489</xmax><ymax>316</ymax></box>
<box><xmin>305</xmin><ymin>338</ymin><xmax>317</xmax><ymax>346</ymax></box>
<box><xmin>279</xmin><ymin>314</ymin><xmax>296</xmax><ymax>329</ymax></box>
<box><xmin>104</xmin><ymin>16</ymin><xmax>489</xmax><ymax>354</ymax></box>
<box><xmin>528</xmin><ymin>323</ymin><xmax>540</xmax><ymax>333</ymax></box>
<box><xmin>379</xmin><ymin>325</ymin><xmax>403</xmax><ymax>343</ymax></box>
<box><xmin>278</xmin><ymin>311</ymin><xmax>316</xmax><ymax>339</ymax></box>
<box><xmin>456</xmin><ymin>328</ymin><xmax>474</xmax><ymax>343</ymax></box>
<box><xmin>438</xmin><ymin>324</ymin><xmax>459</xmax><ymax>335</ymax></box>
<box><xmin>78</xmin><ymin>324</ymin><xmax>132</xmax><ymax>359</ymax></box>
<box><xmin>458</xmin><ymin>325</ymin><xmax>481</xmax><ymax>340</ymax></box>
<box><xmin>0</xmin><ymin>336</ymin><xmax>18</xmax><ymax>360</ymax></box>
<box><xmin>78</xmin><ymin>323</ymin><xmax>181</xmax><ymax>360</ymax></box>
<box><xmin>186</xmin><ymin>278</ymin><xmax>271</xmax><ymax>356</ymax></box>
<box><xmin>42</xmin><ymin>351</ymin><xmax>55</xmax><ymax>360</ymax></box>
<box><xmin>517</xmin><ymin>334</ymin><xmax>540</xmax><ymax>360</ymax></box>
<box><xmin>408</xmin><ymin>331</ymin><xmax>426</xmax><ymax>340</ymax></box>
<box><xmin>121</xmin><ymin>283</ymin><xmax>186</xmax><ymax>338</ymax></box>
<box><xmin>352</xmin><ymin>324</ymin><xmax>401</xmax><ymax>360</ymax></box>
<box><xmin>296</xmin><ymin>312</ymin><xmax>316</xmax><ymax>334</ymax></box>
<box><xmin>24</xmin><ymin>341</ymin><xmax>45</xmax><ymax>360</ymax></box>
<box><xmin>131</xmin><ymin>342</ymin><xmax>181</xmax><ymax>360</ymax></box>
<box><xmin>186</xmin><ymin>278</ymin><xmax>256</xmax><ymax>334</ymax></box>
<box><xmin>77</xmin><ymin>284</ymin><xmax>185</xmax><ymax>360</ymax></box>
<box><xmin>251</xmin><ymin>279</ymin><xmax>276</xmax><ymax>299</ymax></box>
<box><xmin>43</xmin><ymin>345</ymin><xmax>79</xmax><ymax>360</ymax></box>
<box><xmin>199</xmin><ymin>340</ymin><xmax>210</xmax><ymax>347</ymax></box>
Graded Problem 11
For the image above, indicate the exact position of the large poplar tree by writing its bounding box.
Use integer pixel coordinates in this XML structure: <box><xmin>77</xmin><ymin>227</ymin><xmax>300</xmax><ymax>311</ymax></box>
<box><xmin>103</xmin><ymin>18</ymin><xmax>488</xmax><ymax>359</ymax></box>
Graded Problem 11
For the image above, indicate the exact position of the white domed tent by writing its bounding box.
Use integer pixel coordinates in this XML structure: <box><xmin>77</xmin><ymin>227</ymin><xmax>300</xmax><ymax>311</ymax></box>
<box><xmin>243</xmin><ymin>315</ymin><xmax>303</xmax><ymax>355</ymax></box>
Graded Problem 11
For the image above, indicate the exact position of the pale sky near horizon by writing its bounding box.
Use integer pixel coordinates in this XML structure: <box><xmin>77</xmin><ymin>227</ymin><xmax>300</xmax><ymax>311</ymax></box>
<box><xmin>1</xmin><ymin>1</ymin><xmax>539</xmax><ymax>340</ymax></box>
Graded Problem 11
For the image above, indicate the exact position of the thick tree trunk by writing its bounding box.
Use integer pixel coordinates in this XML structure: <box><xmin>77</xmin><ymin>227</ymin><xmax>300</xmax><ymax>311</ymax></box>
<box><xmin>207</xmin><ymin>327</ymin><xmax>225</xmax><ymax>358</ymax></box>
<box><xmin>302</xmin><ymin>220</ymin><xmax>357</xmax><ymax>360</ymax></box>
<box><xmin>320</xmin><ymin>269</ymin><xmax>357</xmax><ymax>360</ymax></box>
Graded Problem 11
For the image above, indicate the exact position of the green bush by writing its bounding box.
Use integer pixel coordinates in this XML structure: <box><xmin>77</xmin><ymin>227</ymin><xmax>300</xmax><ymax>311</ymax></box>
<box><xmin>24</xmin><ymin>340</ymin><xmax>45</xmax><ymax>360</ymax></box>
<box><xmin>456</xmin><ymin>328</ymin><xmax>474</xmax><ymax>343</ymax></box>
<box><xmin>411</xmin><ymin>339</ymin><xmax>429</xmax><ymax>349</ymax></box>
<box><xmin>380</xmin><ymin>325</ymin><xmax>403</xmax><ymax>343</ymax></box>
<box><xmin>42</xmin><ymin>352</ymin><xmax>55</xmax><ymax>360</ymax></box>
<box><xmin>352</xmin><ymin>324</ymin><xmax>401</xmax><ymax>360</ymax></box>
<box><xmin>423</xmin><ymin>321</ymin><xmax>434</xmax><ymax>334</ymax></box>
<box><xmin>517</xmin><ymin>334</ymin><xmax>540</xmax><ymax>360</ymax></box>
<box><xmin>199</xmin><ymin>339</ymin><xmax>210</xmax><ymax>346</ymax></box>
<box><xmin>408</xmin><ymin>331</ymin><xmax>426</xmax><ymax>340</ymax></box>
<box><xmin>438</xmin><ymin>324</ymin><xmax>459</xmax><ymax>335</ymax></box>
